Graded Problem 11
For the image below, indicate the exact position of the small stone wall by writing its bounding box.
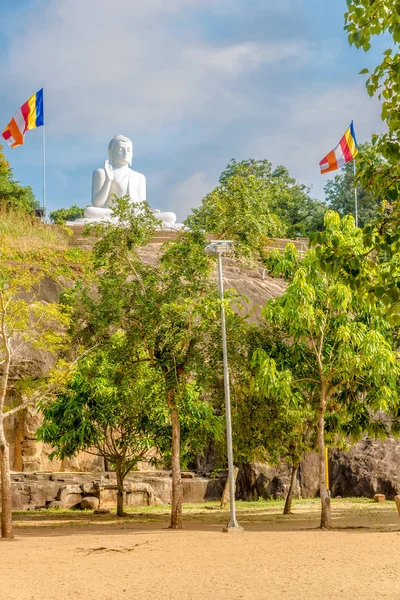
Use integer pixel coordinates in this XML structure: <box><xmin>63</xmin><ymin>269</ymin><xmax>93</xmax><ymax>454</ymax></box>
<box><xmin>7</xmin><ymin>471</ymin><xmax>225</xmax><ymax>511</ymax></box>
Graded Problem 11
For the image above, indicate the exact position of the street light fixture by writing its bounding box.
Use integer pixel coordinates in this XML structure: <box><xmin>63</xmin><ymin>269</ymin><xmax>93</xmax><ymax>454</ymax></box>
<box><xmin>205</xmin><ymin>240</ymin><xmax>242</xmax><ymax>532</ymax></box>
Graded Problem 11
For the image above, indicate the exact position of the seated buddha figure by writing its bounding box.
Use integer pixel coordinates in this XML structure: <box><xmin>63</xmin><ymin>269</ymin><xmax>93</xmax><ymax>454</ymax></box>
<box><xmin>84</xmin><ymin>134</ymin><xmax>177</xmax><ymax>227</ymax></box>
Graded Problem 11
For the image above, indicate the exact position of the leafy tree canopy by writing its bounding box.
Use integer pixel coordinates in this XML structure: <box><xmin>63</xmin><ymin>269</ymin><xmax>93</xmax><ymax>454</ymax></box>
<box><xmin>219</xmin><ymin>159</ymin><xmax>326</xmax><ymax>237</ymax></box>
<box><xmin>0</xmin><ymin>227</ymin><xmax>87</xmax><ymax>538</ymax></box>
<box><xmin>50</xmin><ymin>205</ymin><xmax>84</xmax><ymax>224</ymax></box>
<box><xmin>345</xmin><ymin>0</ymin><xmax>400</xmax><ymax>159</ymax></box>
<box><xmin>309</xmin><ymin>4</ymin><xmax>400</xmax><ymax>313</ymax></box>
<box><xmin>66</xmin><ymin>198</ymin><xmax>228</xmax><ymax>528</ymax></box>
<box><xmin>258</xmin><ymin>211</ymin><xmax>400</xmax><ymax>527</ymax></box>
<box><xmin>344</xmin><ymin>1</ymin><xmax>400</xmax><ymax>241</ymax></box>
<box><xmin>0</xmin><ymin>144</ymin><xmax>38</xmax><ymax>215</ymax></box>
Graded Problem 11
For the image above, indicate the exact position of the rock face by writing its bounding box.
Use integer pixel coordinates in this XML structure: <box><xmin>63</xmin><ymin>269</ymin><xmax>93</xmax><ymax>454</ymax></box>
<box><xmin>5</xmin><ymin>471</ymin><xmax>224</xmax><ymax>511</ymax></box>
<box><xmin>236</xmin><ymin>456</ymin><xmax>320</xmax><ymax>501</ymax></box>
<box><xmin>329</xmin><ymin>438</ymin><xmax>400</xmax><ymax>500</ymax></box>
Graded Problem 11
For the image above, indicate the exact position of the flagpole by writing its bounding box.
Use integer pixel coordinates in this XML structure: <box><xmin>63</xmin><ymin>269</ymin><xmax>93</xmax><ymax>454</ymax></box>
<box><xmin>42</xmin><ymin>124</ymin><xmax>46</xmax><ymax>220</ymax></box>
<box><xmin>354</xmin><ymin>158</ymin><xmax>358</xmax><ymax>227</ymax></box>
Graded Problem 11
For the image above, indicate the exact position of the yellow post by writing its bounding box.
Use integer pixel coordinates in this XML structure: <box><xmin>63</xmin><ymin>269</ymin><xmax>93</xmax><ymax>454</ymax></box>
<box><xmin>325</xmin><ymin>445</ymin><xmax>329</xmax><ymax>490</ymax></box>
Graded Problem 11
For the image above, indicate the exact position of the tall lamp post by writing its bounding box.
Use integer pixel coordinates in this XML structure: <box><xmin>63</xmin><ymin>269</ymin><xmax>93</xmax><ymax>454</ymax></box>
<box><xmin>205</xmin><ymin>240</ymin><xmax>242</xmax><ymax>532</ymax></box>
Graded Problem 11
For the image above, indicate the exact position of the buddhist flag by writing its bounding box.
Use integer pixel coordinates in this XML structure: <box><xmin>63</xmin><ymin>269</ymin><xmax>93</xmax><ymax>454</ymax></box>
<box><xmin>319</xmin><ymin>121</ymin><xmax>358</xmax><ymax>174</ymax></box>
<box><xmin>1</xmin><ymin>89</ymin><xmax>44</xmax><ymax>148</ymax></box>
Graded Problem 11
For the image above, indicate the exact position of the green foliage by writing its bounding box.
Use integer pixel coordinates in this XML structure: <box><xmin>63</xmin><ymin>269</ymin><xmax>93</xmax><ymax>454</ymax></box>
<box><xmin>155</xmin><ymin>380</ymin><xmax>224</xmax><ymax>470</ymax></box>
<box><xmin>0</xmin><ymin>144</ymin><xmax>38</xmax><ymax>215</ymax></box>
<box><xmin>220</xmin><ymin>159</ymin><xmax>326</xmax><ymax>233</ymax></box>
<box><xmin>50</xmin><ymin>205</ymin><xmax>84</xmax><ymax>224</ymax></box>
<box><xmin>311</xmin><ymin>209</ymin><xmax>400</xmax><ymax>323</ymax></box>
<box><xmin>0</xmin><ymin>237</ymin><xmax>88</xmax><ymax>417</ymax></box>
<box><xmin>186</xmin><ymin>165</ymin><xmax>283</xmax><ymax>261</ymax></box>
<box><xmin>186</xmin><ymin>159</ymin><xmax>327</xmax><ymax>262</ymax></box>
<box><xmin>233</xmin><ymin>341</ymin><xmax>315</xmax><ymax>468</ymax></box>
<box><xmin>37</xmin><ymin>334</ymin><xmax>164</xmax><ymax>472</ymax></box>
<box><xmin>257</xmin><ymin>213</ymin><xmax>400</xmax><ymax>525</ymax></box>
<box><xmin>264</xmin><ymin>213</ymin><xmax>400</xmax><ymax>418</ymax></box>
<box><xmin>345</xmin><ymin>0</ymin><xmax>400</xmax><ymax>219</ymax></box>
<box><xmin>345</xmin><ymin>0</ymin><xmax>400</xmax><ymax>152</ymax></box>
<box><xmin>264</xmin><ymin>242</ymin><xmax>301</xmax><ymax>280</ymax></box>
<box><xmin>66</xmin><ymin>198</ymin><xmax>233</xmax><ymax>525</ymax></box>
<box><xmin>0</xmin><ymin>217</ymin><xmax>88</xmax><ymax>535</ymax></box>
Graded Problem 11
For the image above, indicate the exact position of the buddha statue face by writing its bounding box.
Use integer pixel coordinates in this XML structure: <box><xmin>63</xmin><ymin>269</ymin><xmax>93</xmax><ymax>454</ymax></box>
<box><xmin>108</xmin><ymin>135</ymin><xmax>133</xmax><ymax>167</ymax></box>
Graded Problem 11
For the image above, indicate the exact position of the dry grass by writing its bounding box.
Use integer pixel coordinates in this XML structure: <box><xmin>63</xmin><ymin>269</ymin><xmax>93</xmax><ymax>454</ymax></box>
<box><xmin>11</xmin><ymin>497</ymin><xmax>399</xmax><ymax>532</ymax></box>
<box><xmin>0</xmin><ymin>208</ymin><xmax>70</xmax><ymax>251</ymax></box>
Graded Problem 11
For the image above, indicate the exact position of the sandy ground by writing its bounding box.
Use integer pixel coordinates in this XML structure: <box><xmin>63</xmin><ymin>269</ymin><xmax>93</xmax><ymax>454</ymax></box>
<box><xmin>1</xmin><ymin>500</ymin><xmax>400</xmax><ymax>600</ymax></box>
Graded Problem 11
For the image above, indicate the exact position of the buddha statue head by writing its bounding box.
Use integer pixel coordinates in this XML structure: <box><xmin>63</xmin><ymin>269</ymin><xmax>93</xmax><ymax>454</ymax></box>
<box><xmin>108</xmin><ymin>134</ymin><xmax>133</xmax><ymax>167</ymax></box>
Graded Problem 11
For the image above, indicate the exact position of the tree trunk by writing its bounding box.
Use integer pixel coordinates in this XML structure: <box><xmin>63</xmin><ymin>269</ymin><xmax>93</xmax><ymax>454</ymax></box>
<box><xmin>283</xmin><ymin>463</ymin><xmax>299</xmax><ymax>515</ymax></box>
<box><xmin>0</xmin><ymin>418</ymin><xmax>13</xmax><ymax>539</ymax></box>
<box><xmin>115</xmin><ymin>456</ymin><xmax>125</xmax><ymax>518</ymax></box>
<box><xmin>169</xmin><ymin>403</ymin><xmax>182</xmax><ymax>529</ymax></box>
<box><xmin>0</xmin><ymin>319</ymin><xmax>13</xmax><ymax>539</ymax></box>
<box><xmin>317</xmin><ymin>392</ymin><xmax>331</xmax><ymax>529</ymax></box>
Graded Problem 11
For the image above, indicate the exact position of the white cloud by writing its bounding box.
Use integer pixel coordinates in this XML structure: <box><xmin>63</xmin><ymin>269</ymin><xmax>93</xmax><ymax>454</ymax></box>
<box><xmin>1</xmin><ymin>0</ymin><xmax>316</xmax><ymax>142</ymax></box>
<box><xmin>159</xmin><ymin>82</ymin><xmax>384</xmax><ymax>219</ymax></box>
<box><xmin>166</xmin><ymin>171</ymin><xmax>215</xmax><ymax>220</ymax></box>
<box><xmin>240</xmin><ymin>83</ymin><xmax>384</xmax><ymax>199</ymax></box>
<box><xmin>186</xmin><ymin>40</ymin><xmax>311</xmax><ymax>75</ymax></box>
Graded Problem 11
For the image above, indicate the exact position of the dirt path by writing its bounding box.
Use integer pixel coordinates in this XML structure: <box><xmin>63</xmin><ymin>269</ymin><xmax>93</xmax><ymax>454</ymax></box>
<box><xmin>1</xmin><ymin>500</ymin><xmax>399</xmax><ymax>600</ymax></box>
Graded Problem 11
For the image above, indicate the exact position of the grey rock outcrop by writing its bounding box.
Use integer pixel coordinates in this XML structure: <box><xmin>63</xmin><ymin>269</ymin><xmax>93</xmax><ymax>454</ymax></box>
<box><xmin>329</xmin><ymin>437</ymin><xmax>400</xmax><ymax>500</ymax></box>
<box><xmin>81</xmin><ymin>496</ymin><xmax>100</xmax><ymax>510</ymax></box>
<box><xmin>236</xmin><ymin>455</ymin><xmax>320</xmax><ymax>501</ymax></box>
<box><xmin>5</xmin><ymin>470</ymin><xmax>224</xmax><ymax>511</ymax></box>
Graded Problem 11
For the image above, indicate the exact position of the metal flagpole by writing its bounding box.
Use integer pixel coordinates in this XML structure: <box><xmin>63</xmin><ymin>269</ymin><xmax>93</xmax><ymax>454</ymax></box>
<box><xmin>42</xmin><ymin>125</ymin><xmax>46</xmax><ymax>219</ymax></box>
<box><xmin>354</xmin><ymin>158</ymin><xmax>358</xmax><ymax>228</ymax></box>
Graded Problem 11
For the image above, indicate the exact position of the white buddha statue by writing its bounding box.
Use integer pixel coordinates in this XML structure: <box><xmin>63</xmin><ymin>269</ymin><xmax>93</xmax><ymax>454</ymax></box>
<box><xmin>83</xmin><ymin>135</ymin><xmax>177</xmax><ymax>227</ymax></box>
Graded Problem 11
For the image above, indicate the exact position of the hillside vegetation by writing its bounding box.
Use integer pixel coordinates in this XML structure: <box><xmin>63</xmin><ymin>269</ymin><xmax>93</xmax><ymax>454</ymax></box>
<box><xmin>0</xmin><ymin>209</ymin><xmax>70</xmax><ymax>252</ymax></box>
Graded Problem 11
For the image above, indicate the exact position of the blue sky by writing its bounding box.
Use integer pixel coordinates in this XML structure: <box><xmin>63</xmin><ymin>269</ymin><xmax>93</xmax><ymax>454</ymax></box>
<box><xmin>0</xmin><ymin>0</ymin><xmax>388</xmax><ymax>220</ymax></box>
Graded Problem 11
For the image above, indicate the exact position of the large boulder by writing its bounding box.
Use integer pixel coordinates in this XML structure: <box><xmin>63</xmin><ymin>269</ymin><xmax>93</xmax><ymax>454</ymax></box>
<box><xmin>236</xmin><ymin>455</ymin><xmax>319</xmax><ymax>502</ymax></box>
<box><xmin>81</xmin><ymin>496</ymin><xmax>100</xmax><ymax>510</ymax></box>
<box><xmin>329</xmin><ymin>437</ymin><xmax>400</xmax><ymax>499</ymax></box>
<box><xmin>56</xmin><ymin>484</ymin><xmax>83</xmax><ymax>508</ymax></box>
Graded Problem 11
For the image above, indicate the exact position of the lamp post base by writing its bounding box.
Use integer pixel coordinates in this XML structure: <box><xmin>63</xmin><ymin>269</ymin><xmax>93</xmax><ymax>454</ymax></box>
<box><xmin>222</xmin><ymin>523</ymin><xmax>244</xmax><ymax>533</ymax></box>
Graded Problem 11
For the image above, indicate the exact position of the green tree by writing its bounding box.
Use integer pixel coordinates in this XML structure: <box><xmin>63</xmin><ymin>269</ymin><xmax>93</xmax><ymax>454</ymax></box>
<box><xmin>340</xmin><ymin>1</ymin><xmax>400</xmax><ymax>278</ymax></box>
<box><xmin>37</xmin><ymin>334</ymin><xmax>166</xmax><ymax>517</ymax></box>
<box><xmin>345</xmin><ymin>0</ymin><xmax>400</xmax><ymax>161</ymax></box>
<box><xmin>256</xmin><ymin>213</ymin><xmax>399</xmax><ymax>528</ymax></box>
<box><xmin>240</xmin><ymin>325</ymin><xmax>316</xmax><ymax>515</ymax></box>
<box><xmin>313</xmin><ymin>3</ymin><xmax>400</xmax><ymax>301</ymax></box>
<box><xmin>218</xmin><ymin>159</ymin><xmax>326</xmax><ymax>237</ymax></box>
<box><xmin>0</xmin><ymin>229</ymin><xmax>84</xmax><ymax>538</ymax></box>
<box><xmin>186</xmin><ymin>165</ymin><xmax>284</xmax><ymax>261</ymax></box>
<box><xmin>50</xmin><ymin>206</ymin><xmax>85</xmax><ymax>224</ymax></box>
<box><xmin>0</xmin><ymin>144</ymin><xmax>38</xmax><ymax>215</ymax></box>
<box><xmin>70</xmin><ymin>198</ymin><xmax>225</xmax><ymax>529</ymax></box>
